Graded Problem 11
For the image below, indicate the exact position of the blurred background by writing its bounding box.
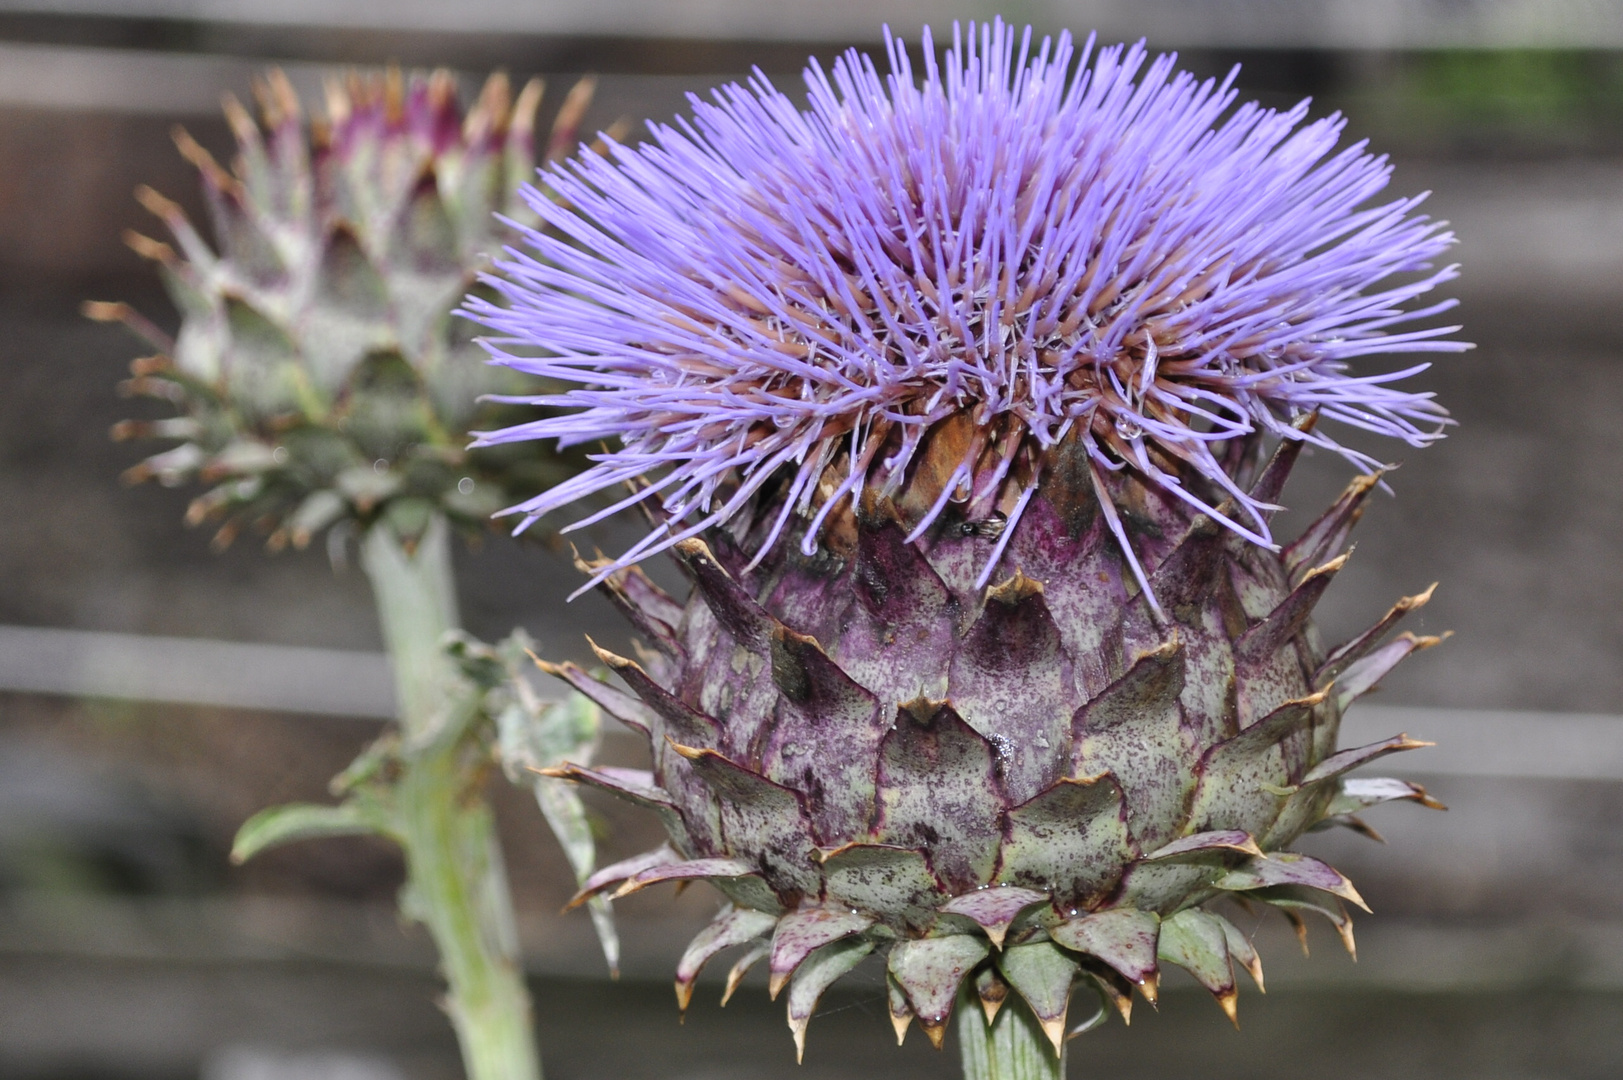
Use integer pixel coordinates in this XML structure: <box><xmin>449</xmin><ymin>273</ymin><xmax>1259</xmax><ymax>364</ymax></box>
<box><xmin>3</xmin><ymin>1</ymin><xmax>1623</xmax><ymax>1078</ymax></box>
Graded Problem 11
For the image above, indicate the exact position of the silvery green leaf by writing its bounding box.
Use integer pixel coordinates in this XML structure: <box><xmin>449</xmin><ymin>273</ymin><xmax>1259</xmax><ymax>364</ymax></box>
<box><xmin>489</xmin><ymin>634</ymin><xmax>600</xmax><ymax>774</ymax></box>
<box><xmin>532</xmin><ymin>774</ymin><xmax>619</xmax><ymax>976</ymax></box>
<box><xmin>482</xmin><ymin>628</ymin><xmax>617</xmax><ymax>971</ymax></box>
<box><xmin>231</xmin><ymin>799</ymin><xmax>386</xmax><ymax>863</ymax></box>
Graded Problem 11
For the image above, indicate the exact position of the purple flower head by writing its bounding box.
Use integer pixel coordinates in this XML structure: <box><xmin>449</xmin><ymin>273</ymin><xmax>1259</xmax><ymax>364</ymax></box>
<box><xmin>467</xmin><ymin>20</ymin><xmax>1465</xmax><ymax>601</ymax></box>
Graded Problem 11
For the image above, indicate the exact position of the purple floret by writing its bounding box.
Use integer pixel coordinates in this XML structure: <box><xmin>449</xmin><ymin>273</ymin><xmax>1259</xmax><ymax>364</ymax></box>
<box><xmin>466</xmin><ymin>19</ymin><xmax>1465</xmax><ymax>596</ymax></box>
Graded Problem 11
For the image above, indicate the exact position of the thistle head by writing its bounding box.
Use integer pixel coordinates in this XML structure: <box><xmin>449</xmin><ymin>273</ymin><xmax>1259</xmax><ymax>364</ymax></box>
<box><xmin>471</xmin><ymin>21</ymin><xmax>1466</xmax><ymax>598</ymax></box>
<box><xmin>95</xmin><ymin>66</ymin><xmax>602</xmax><ymax>550</ymax></box>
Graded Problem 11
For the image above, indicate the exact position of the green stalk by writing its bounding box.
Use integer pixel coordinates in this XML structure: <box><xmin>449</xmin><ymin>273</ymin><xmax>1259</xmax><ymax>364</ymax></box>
<box><xmin>958</xmin><ymin>986</ymin><xmax>1066</xmax><ymax>1080</ymax></box>
<box><xmin>361</xmin><ymin>516</ymin><xmax>542</xmax><ymax>1080</ymax></box>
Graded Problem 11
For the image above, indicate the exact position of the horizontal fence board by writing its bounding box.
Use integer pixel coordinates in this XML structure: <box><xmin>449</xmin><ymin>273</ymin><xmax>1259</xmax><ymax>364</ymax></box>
<box><xmin>2</xmin><ymin>893</ymin><xmax>1621</xmax><ymax>990</ymax></box>
<box><xmin>4</xmin><ymin>623</ymin><xmax>1621</xmax><ymax>780</ymax></box>
<box><xmin>0</xmin><ymin>40</ymin><xmax>708</xmax><ymax>117</ymax></box>
<box><xmin>1</xmin><ymin>0</ymin><xmax>1621</xmax><ymax>48</ymax></box>
<box><xmin>0</xmin><ymin>624</ymin><xmax>396</xmax><ymax>720</ymax></box>
<box><xmin>5</xmin><ymin>43</ymin><xmax>1622</xmax><ymax>298</ymax></box>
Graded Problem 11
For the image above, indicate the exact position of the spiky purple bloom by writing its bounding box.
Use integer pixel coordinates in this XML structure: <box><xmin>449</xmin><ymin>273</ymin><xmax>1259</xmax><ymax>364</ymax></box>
<box><xmin>468</xmin><ymin>21</ymin><xmax>1463</xmax><ymax>601</ymax></box>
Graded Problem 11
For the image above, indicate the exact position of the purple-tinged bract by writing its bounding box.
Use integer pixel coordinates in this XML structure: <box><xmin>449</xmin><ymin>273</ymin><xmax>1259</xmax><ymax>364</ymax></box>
<box><xmin>471</xmin><ymin>21</ymin><xmax>1463</xmax><ymax>597</ymax></box>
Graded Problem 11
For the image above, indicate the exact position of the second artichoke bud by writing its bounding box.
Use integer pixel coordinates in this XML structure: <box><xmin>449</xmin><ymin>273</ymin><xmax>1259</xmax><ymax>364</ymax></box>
<box><xmin>95</xmin><ymin>66</ymin><xmax>601</xmax><ymax>550</ymax></box>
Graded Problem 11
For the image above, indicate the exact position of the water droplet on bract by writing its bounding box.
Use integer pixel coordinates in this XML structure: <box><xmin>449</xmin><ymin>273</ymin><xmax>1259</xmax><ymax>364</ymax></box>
<box><xmin>272</xmin><ymin>446</ymin><xmax>289</xmax><ymax>464</ymax></box>
<box><xmin>373</xmin><ymin>459</ymin><xmax>387</xmax><ymax>473</ymax></box>
<box><xmin>458</xmin><ymin>477</ymin><xmax>475</xmax><ymax>495</ymax></box>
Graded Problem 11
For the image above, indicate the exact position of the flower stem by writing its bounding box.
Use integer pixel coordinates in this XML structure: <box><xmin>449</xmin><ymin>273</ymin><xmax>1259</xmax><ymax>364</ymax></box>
<box><xmin>957</xmin><ymin>986</ymin><xmax>1066</xmax><ymax>1080</ymax></box>
<box><xmin>361</xmin><ymin>517</ymin><xmax>541</xmax><ymax>1080</ymax></box>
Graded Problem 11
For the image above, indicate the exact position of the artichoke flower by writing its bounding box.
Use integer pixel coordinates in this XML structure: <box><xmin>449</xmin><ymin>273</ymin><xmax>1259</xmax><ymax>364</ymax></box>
<box><xmin>470</xmin><ymin>23</ymin><xmax>1465</xmax><ymax>1067</ymax></box>
<box><xmin>91</xmin><ymin>65</ymin><xmax>601</xmax><ymax>550</ymax></box>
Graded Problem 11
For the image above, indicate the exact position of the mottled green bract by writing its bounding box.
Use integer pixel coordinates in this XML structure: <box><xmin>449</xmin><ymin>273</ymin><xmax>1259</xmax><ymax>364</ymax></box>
<box><xmin>92</xmin><ymin>66</ymin><xmax>598</xmax><ymax>550</ymax></box>
<box><xmin>548</xmin><ymin>425</ymin><xmax>1447</xmax><ymax>1061</ymax></box>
